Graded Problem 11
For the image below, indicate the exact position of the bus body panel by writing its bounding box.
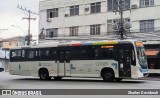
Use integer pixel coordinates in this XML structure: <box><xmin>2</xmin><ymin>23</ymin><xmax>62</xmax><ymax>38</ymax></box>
<box><xmin>36</xmin><ymin>61</ymin><xmax>58</xmax><ymax>76</ymax></box>
<box><xmin>70</xmin><ymin>60</ymin><xmax>118</xmax><ymax>77</ymax></box>
<box><xmin>9</xmin><ymin>40</ymin><xmax>148</xmax><ymax>80</ymax></box>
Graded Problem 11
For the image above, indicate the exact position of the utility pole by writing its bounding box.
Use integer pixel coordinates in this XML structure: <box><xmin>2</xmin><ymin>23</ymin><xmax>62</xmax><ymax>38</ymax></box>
<box><xmin>119</xmin><ymin>0</ymin><xmax>124</xmax><ymax>40</ymax></box>
<box><xmin>113</xmin><ymin>0</ymin><xmax>129</xmax><ymax>40</ymax></box>
<box><xmin>17</xmin><ymin>5</ymin><xmax>37</xmax><ymax>45</ymax></box>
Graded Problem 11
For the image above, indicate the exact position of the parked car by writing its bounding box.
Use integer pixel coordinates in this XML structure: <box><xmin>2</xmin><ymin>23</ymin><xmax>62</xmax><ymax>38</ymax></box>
<box><xmin>0</xmin><ymin>65</ymin><xmax>4</xmax><ymax>72</ymax></box>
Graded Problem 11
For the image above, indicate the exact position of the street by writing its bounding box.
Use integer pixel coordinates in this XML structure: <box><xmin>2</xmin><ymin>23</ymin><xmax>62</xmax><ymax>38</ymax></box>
<box><xmin>0</xmin><ymin>72</ymin><xmax>160</xmax><ymax>98</ymax></box>
<box><xmin>0</xmin><ymin>72</ymin><xmax>160</xmax><ymax>89</ymax></box>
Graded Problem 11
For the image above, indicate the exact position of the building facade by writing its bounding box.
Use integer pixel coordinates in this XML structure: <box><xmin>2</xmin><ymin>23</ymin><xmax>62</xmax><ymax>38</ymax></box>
<box><xmin>39</xmin><ymin>0</ymin><xmax>160</xmax><ymax>42</ymax></box>
<box><xmin>2</xmin><ymin>36</ymin><xmax>25</xmax><ymax>49</ymax></box>
<box><xmin>0</xmin><ymin>36</ymin><xmax>25</xmax><ymax>71</ymax></box>
<box><xmin>39</xmin><ymin>0</ymin><xmax>108</xmax><ymax>41</ymax></box>
<box><xmin>107</xmin><ymin>0</ymin><xmax>160</xmax><ymax>33</ymax></box>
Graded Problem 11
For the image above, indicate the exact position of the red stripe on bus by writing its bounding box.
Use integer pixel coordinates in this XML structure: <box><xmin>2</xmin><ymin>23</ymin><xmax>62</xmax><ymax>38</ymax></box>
<box><xmin>71</xmin><ymin>44</ymin><xmax>82</xmax><ymax>46</ymax></box>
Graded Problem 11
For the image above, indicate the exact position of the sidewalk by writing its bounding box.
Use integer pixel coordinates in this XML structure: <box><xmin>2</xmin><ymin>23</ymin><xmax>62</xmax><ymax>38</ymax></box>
<box><xmin>140</xmin><ymin>74</ymin><xmax>160</xmax><ymax>81</ymax></box>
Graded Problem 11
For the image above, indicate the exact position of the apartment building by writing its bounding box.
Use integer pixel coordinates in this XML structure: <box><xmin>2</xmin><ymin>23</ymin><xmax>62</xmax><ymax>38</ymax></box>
<box><xmin>108</xmin><ymin>0</ymin><xmax>160</xmax><ymax>33</ymax></box>
<box><xmin>39</xmin><ymin>0</ymin><xmax>160</xmax><ymax>42</ymax></box>
<box><xmin>40</xmin><ymin>0</ymin><xmax>109</xmax><ymax>41</ymax></box>
<box><xmin>0</xmin><ymin>36</ymin><xmax>25</xmax><ymax>71</ymax></box>
<box><xmin>2</xmin><ymin>36</ymin><xmax>25</xmax><ymax>49</ymax></box>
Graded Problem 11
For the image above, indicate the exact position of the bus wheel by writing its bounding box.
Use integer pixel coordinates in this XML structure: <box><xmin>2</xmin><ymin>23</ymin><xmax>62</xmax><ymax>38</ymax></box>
<box><xmin>39</xmin><ymin>69</ymin><xmax>51</xmax><ymax>80</ymax></box>
<box><xmin>115</xmin><ymin>78</ymin><xmax>123</xmax><ymax>82</ymax></box>
<box><xmin>54</xmin><ymin>77</ymin><xmax>62</xmax><ymax>80</ymax></box>
<box><xmin>101</xmin><ymin>69</ymin><xmax>115</xmax><ymax>82</ymax></box>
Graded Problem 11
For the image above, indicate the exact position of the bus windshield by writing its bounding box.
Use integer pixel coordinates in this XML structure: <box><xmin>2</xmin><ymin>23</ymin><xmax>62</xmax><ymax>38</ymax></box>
<box><xmin>136</xmin><ymin>47</ymin><xmax>148</xmax><ymax>69</ymax></box>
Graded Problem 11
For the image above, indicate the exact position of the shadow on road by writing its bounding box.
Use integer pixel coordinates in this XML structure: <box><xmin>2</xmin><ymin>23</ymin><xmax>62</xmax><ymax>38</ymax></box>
<box><xmin>11</xmin><ymin>78</ymin><xmax>146</xmax><ymax>84</ymax></box>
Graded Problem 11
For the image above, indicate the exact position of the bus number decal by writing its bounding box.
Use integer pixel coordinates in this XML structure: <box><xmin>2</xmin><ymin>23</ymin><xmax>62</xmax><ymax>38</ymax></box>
<box><xmin>96</xmin><ymin>62</ymin><xmax>108</xmax><ymax>66</ymax></box>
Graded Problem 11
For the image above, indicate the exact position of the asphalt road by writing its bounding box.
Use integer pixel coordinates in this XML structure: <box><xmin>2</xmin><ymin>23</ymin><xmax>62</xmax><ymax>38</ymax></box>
<box><xmin>0</xmin><ymin>72</ymin><xmax>160</xmax><ymax>98</ymax></box>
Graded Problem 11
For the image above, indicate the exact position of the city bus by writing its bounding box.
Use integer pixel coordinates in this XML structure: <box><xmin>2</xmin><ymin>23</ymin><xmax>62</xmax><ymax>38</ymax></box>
<box><xmin>9</xmin><ymin>40</ymin><xmax>148</xmax><ymax>82</ymax></box>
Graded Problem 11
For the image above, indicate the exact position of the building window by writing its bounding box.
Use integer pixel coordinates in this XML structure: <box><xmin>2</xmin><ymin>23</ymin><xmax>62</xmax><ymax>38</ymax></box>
<box><xmin>140</xmin><ymin>20</ymin><xmax>154</xmax><ymax>32</ymax></box>
<box><xmin>90</xmin><ymin>24</ymin><xmax>101</xmax><ymax>35</ymax></box>
<box><xmin>70</xmin><ymin>27</ymin><xmax>79</xmax><ymax>36</ymax></box>
<box><xmin>108</xmin><ymin>0</ymin><xmax>130</xmax><ymax>11</ymax></box>
<box><xmin>46</xmin><ymin>28</ymin><xmax>58</xmax><ymax>38</ymax></box>
<box><xmin>107</xmin><ymin>20</ymin><xmax>114</xmax><ymax>34</ymax></box>
<box><xmin>140</xmin><ymin>0</ymin><xmax>154</xmax><ymax>7</ymax></box>
<box><xmin>91</xmin><ymin>2</ymin><xmax>101</xmax><ymax>13</ymax></box>
<box><xmin>47</xmin><ymin>8</ymin><xmax>58</xmax><ymax>18</ymax></box>
<box><xmin>70</xmin><ymin>5</ymin><xmax>79</xmax><ymax>16</ymax></box>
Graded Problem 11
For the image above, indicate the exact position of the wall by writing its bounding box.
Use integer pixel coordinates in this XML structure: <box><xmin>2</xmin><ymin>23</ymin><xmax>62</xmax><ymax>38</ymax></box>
<box><xmin>107</xmin><ymin>0</ymin><xmax>160</xmax><ymax>32</ymax></box>
<box><xmin>39</xmin><ymin>0</ymin><xmax>160</xmax><ymax>41</ymax></box>
<box><xmin>39</xmin><ymin>0</ymin><xmax>108</xmax><ymax>37</ymax></box>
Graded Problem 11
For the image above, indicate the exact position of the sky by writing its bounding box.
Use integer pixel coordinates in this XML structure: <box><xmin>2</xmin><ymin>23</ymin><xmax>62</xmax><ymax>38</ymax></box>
<box><xmin>0</xmin><ymin>0</ymin><xmax>39</xmax><ymax>39</ymax></box>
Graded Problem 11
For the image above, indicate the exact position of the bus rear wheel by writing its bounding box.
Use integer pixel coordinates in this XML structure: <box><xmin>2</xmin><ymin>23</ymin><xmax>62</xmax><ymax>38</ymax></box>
<box><xmin>54</xmin><ymin>77</ymin><xmax>62</xmax><ymax>80</ymax></box>
<box><xmin>39</xmin><ymin>69</ymin><xmax>51</xmax><ymax>80</ymax></box>
<box><xmin>101</xmin><ymin>69</ymin><xmax>115</xmax><ymax>82</ymax></box>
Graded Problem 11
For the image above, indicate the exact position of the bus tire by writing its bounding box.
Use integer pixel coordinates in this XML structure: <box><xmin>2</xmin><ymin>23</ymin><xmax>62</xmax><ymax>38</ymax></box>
<box><xmin>115</xmin><ymin>78</ymin><xmax>123</xmax><ymax>82</ymax></box>
<box><xmin>54</xmin><ymin>77</ymin><xmax>62</xmax><ymax>80</ymax></box>
<box><xmin>39</xmin><ymin>69</ymin><xmax>51</xmax><ymax>80</ymax></box>
<box><xmin>101</xmin><ymin>69</ymin><xmax>115</xmax><ymax>82</ymax></box>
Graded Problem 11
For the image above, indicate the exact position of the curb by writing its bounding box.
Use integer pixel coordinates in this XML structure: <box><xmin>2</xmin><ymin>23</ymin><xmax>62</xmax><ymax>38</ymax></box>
<box><xmin>140</xmin><ymin>77</ymin><xmax>160</xmax><ymax>81</ymax></box>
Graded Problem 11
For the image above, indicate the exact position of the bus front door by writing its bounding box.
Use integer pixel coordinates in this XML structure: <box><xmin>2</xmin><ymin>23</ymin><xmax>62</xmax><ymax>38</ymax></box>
<box><xmin>118</xmin><ymin>45</ymin><xmax>131</xmax><ymax>77</ymax></box>
<box><xmin>58</xmin><ymin>50</ymin><xmax>71</xmax><ymax>76</ymax></box>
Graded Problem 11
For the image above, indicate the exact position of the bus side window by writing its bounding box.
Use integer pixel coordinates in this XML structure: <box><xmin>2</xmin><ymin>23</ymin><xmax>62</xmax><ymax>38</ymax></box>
<box><xmin>59</xmin><ymin>51</ymin><xmax>65</xmax><ymax>62</ymax></box>
<box><xmin>81</xmin><ymin>46</ymin><xmax>88</xmax><ymax>59</ymax></box>
<box><xmin>28</xmin><ymin>50</ymin><xmax>35</xmax><ymax>59</ymax></box>
<box><xmin>81</xmin><ymin>46</ymin><xmax>95</xmax><ymax>60</ymax></box>
<box><xmin>22</xmin><ymin>50</ymin><xmax>25</xmax><ymax>58</ymax></box>
<box><xmin>24</xmin><ymin>49</ymin><xmax>34</xmax><ymax>60</ymax></box>
<box><xmin>50</xmin><ymin>50</ymin><xmax>57</xmax><ymax>60</ymax></box>
<box><xmin>71</xmin><ymin>47</ymin><xmax>81</xmax><ymax>60</ymax></box>
<box><xmin>39</xmin><ymin>49</ymin><xmax>48</xmax><ymax>59</ymax></box>
<box><xmin>65</xmin><ymin>51</ymin><xmax>70</xmax><ymax>63</ymax></box>
<box><xmin>100</xmin><ymin>49</ymin><xmax>108</xmax><ymax>59</ymax></box>
<box><xmin>96</xmin><ymin>46</ymin><xmax>114</xmax><ymax>60</ymax></box>
<box><xmin>21</xmin><ymin>50</ymin><xmax>26</xmax><ymax>60</ymax></box>
<box><xmin>95</xmin><ymin>49</ymin><xmax>99</xmax><ymax>59</ymax></box>
<box><xmin>88</xmin><ymin>46</ymin><xmax>96</xmax><ymax>59</ymax></box>
<box><xmin>34</xmin><ymin>50</ymin><xmax>39</xmax><ymax>60</ymax></box>
<box><xmin>14</xmin><ymin>50</ymin><xmax>22</xmax><ymax>61</ymax></box>
<box><xmin>10</xmin><ymin>50</ymin><xmax>16</xmax><ymax>61</ymax></box>
<box><xmin>109</xmin><ymin>49</ymin><xmax>113</xmax><ymax>58</ymax></box>
<box><xmin>11</xmin><ymin>51</ymin><xmax>15</xmax><ymax>57</ymax></box>
<box><xmin>45</xmin><ymin>50</ymin><xmax>50</xmax><ymax>59</ymax></box>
